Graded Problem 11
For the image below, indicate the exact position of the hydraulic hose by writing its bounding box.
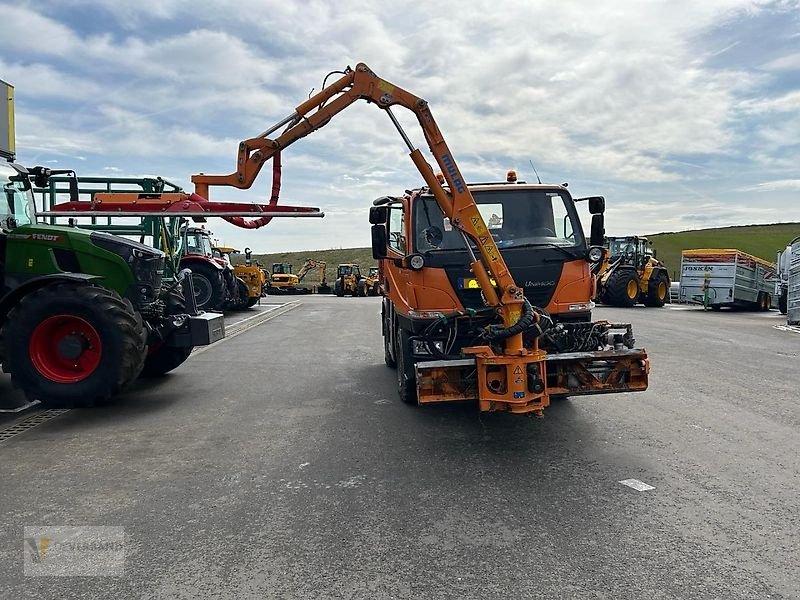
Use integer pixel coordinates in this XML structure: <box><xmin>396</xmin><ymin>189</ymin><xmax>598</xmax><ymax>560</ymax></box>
<box><xmin>223</xmin><ymin>151</ymin><xmax>282</xmax><ymax>229</ymax></box>
<box><xmin>484</xmin><ymin>299</ymin><xmax>552</xmax><ymax>341</ymax></box>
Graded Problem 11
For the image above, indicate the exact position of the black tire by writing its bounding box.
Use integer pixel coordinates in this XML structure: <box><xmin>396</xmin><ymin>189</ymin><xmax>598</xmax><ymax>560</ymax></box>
<box><xmin>227</xmin><ymin>278</ymin><xmax>251</xmax><ymax>311</ymax></box>
<box><xmin>357</xmin><ymin>281</ymin><xmax>367</xmax><ymax>297</ymax></box>
<box><xmin>141</xmin><ymin>346</ymin><xmax>193</xmax><ymax>378</ymax></box>
<box><xmin>643</xmin><ymin>271</ymin><xmax>670</xmax><ymax>307</ymax></box>
<box><xmin>604</xmin><ymin>269</ymin><xmax>640</xmax><ymax>307</ymax></box>
<box><xmin>372</xmin><ymin>283</ymin><xmax>381</xmax><ymax>296</ymax></box>
<box><xmin>187</xmin><ymin>262</ymin><xmax>225</xmax><ymax>310</ymax></box>
<box><xmin>779</xmin><ymin>291</ymin><xmax>788</xmax><ymax>315</ymax></box>
<box><xmin>383</xmin><ymin>312</ymin><xmax>397</xmax><ymax>369</ymax></box>
<box><xmin>246</xmin><ymin>296</ymin><xmax>260</xmax><ymax>308</ymax></box>
<box><xmin>334</xmin><ymin>279</ymin><xmax>345</xmax><ymax>297</ymax></box>
<box><xmin>396</xmin><ymin>328</ymin><xmax>417</xmax><ymax>404</ymax></box>
<box><xmin>0</xmin><ymin>283</ymin><xmax>147</xmax><ymax>408</ymax></box>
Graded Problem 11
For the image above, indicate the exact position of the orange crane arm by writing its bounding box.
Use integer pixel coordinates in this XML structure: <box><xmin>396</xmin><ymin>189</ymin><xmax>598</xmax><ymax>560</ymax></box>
<box><xmin>192</xmin><ymin>62</ymin><xmax>526</xmax><ymax>335</ymax></box>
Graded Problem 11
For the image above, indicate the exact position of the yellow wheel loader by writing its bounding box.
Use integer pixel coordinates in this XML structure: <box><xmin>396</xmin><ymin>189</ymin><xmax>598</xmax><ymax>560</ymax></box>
<box><xmin>361</xmin><ymin>266</ymin><xmax>381</xmax><ymax>296</ymax></box>
<box><xmin>334</xmin><ymin>264</ymin><xmax>363</xmax><ymax>297</ymax></box>
<box><xmin>596</xmin><ymin>236</ymin><xmax>670</xmax><ymax>307</ymax></box>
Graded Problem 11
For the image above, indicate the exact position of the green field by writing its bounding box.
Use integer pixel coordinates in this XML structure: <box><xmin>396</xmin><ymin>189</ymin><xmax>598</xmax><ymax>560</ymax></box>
<box><xmin>249</xmin><ymin>222</ymin><xmax>800</xmax><ymax>282</ymax></box>
<box><xmin>648</xmin><ymin>223</ymin><xmax>799</xmax><ymax>279</ymax></box>
<box><xmin>250</xmin><ymin>248</ymin><xmax>377</xmax><ymax>278</ymax></box>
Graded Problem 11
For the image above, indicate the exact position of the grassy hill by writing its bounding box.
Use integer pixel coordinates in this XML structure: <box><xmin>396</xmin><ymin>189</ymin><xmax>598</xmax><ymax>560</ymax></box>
<box><xmin>246</xmin><ymin>223</ymin><xmax>800</xmax><ymax>282</ymax></box>
<box><xmin>648</xmin><ymin>223</ymin><xmax>799</xmax><ymax>279</ymax></box>
<box><xmin>249</xmin><ymin>248</ymin><xmax>375</xmax><ymax>278</ymax></box>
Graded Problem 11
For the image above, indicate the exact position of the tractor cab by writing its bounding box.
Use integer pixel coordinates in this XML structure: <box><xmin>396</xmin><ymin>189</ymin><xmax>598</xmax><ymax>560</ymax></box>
<box><xmin>182</xmin><ymin>227</ymin><xmax>215</xmax><ymax>259</ymax></box>
<box><xmin>606</xmin><ymin>236</ymin><xmax>654</xmax><ymax>271</ymax></box>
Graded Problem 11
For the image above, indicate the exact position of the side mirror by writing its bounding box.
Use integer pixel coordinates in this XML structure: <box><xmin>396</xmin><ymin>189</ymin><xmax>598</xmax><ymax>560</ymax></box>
<box><xmin>590</xmin><ymin>214</ymin><xmax>605</xmax><ymax>247</ymax></box>
<box><xmin>371</xmin><ymin>224</ymin><xmax>387</xmax><ymax>259</ymax></box>
<box><xmin>369</xmin><ymin>206</ymin><xmax>388</xmax><ymax>225</ymax></box>
<box><xmin>68</xmin><ymin>174</ymin><xmax>79</xmax><ymax>203</ymax></box>
<box><xmin>588</xmin><ymin>196</ymin><xmax>605</xmax><ymax>215</ymax></box>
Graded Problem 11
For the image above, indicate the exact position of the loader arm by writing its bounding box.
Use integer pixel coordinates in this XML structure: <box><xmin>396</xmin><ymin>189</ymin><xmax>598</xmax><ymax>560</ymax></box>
<box><xmin>192</xmin><ymin>63</ymin><xmax>525</xmax><ymax>340</ymax></box>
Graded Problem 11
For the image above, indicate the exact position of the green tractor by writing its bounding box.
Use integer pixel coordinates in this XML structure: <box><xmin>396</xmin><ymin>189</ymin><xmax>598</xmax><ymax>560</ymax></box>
<box><xmin>0</xmin><ymin>161</ymin><xmax>225</xmax><ymax>408</ymax></box>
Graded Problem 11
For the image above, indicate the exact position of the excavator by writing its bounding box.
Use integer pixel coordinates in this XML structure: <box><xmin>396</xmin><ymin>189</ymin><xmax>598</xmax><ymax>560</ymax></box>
<box><xmin>296</xmin><ymin>259</ymin><xmax>331</xmax><ymax>294</ymax></box>
<box><xmin>186</xmin><ymin>62</ymin><xmax>648</xmax><ymax>415</ymax></box>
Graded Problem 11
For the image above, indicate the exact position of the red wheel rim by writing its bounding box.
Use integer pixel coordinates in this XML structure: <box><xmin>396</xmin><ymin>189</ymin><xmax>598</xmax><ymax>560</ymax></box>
<box><xmin>29</xmin><ymin>315</ymin><xmax>103</xmax><ymax>383</ymax></box>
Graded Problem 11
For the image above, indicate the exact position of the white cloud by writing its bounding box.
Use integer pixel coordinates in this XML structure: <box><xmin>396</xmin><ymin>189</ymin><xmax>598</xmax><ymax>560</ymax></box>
<box><xmin>5</xmin><ymin>0</ymin><xmax>800</xmax><ymax>251</ymax></box>
<box><xmin>741</xmin><ymin>179</ymin><xmax>800</xmax><ymax>192</ymax></box>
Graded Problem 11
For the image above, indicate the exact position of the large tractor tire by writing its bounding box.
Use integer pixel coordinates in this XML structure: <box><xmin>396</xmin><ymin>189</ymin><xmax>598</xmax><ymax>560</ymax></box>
<box><xmin>334</xmin><ymin>278</ymin><xmax>345</xmax><ymax>297</ymax></box>
<box><xmin>187</xmin><ymin>262</ymin><xmax>225</xmax><ymax>311</ymax></box>
<box><xmin>604</xmin><ymin>269</ymin><xmax>641</xmax><ymax>307</ymax></box>
<box><xmin>226</xmin><ymin>278</ymin><xmax>251</xmax><ymax>311</ymax></box>
<box><xmin>141</xmin><ymin>286</ymin><xmax>193</xmax><ymax>378</ymax></box>
<box><xmin>779</xmin><ymin>291</ymin><xmax>788</xmax><ymax>315</ymax></box>
<box><xmin>246</xmin><ymin>296</ymin><xmax>260</xmax><ymax>308</ymax></box>
<box><xmin>357</xmin><ymin>280</ymin><xmax>367</xmax><ymax>297</ymax></box>
<box><xmin>643</xmin><ymin>272</ymin><xmax>670</xmax><ymax>307</ymax></box>
<box><xmin>0</xmin><ymin>283</ymin><xmax>147</xmax><ymax>408</ymax></box>
<box><xmin>395</xmin><ymin>328</ymin><xmax>417</xmax><ymax>405</ymax></box>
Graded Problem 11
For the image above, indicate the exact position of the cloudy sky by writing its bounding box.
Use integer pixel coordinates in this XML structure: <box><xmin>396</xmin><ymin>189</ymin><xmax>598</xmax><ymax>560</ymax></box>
<box><xmin>2</xmin><ymin>0</ymin><xmax>799</xmax><ymax>252</ymax></box>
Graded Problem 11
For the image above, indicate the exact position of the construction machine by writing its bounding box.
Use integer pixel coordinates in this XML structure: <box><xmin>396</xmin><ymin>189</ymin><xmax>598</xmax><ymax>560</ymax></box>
<box><xmin>188</xmin><ymin>62</ymin><xmax>649</xmax><ymax>415</ymax></box>
<box><xmin>296</xmin><ymin>259</ymin><xmax>331</xmax><ymax>294</ymax></box>
<box><xmin>596</xmin><ymin>236</ymin><xmax>670</xmax><ymax>307</ymax></box>
<box><xmin>1</xmin><ymin>83</ymin><xmax>225</xmax><ymax>407</ymax></box>
<box><xmin>334</xmin><ymin>263</ymin><xmax>362</xmax><ymax>297</ymax></box>
<box><xmin>268</xmin><ymin>262</ymin><xmax>310</xmax><ymax>294</ymax></box>
<box><xmin>361</xmin><ymin>266</ymin><xmax>381</xmax><ymax>296</ymax></box>
<box><xmin>212</xmin><ymin>245</ymin><xmax>262</xmax><ymax>308</ymax></box>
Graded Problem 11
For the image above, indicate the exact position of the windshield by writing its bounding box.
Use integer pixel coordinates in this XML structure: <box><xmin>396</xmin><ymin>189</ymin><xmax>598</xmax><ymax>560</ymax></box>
<box><xmin>413</xmin><ymin>188</ymin><xmax>583</xmax><ymax>252</ymax></box>
<box><xmin>273</xmin><ymin>264</ymin><xmax>290</xmax><ymax>274</ymax></box>
<box><xmin>608</xmin><ymin>239</ymin><xmax>637</xmax><ymax>259</ymax></box>
<box><xmin>1</xmin><ymin>164</ymin><xmax>35</xmax><ymax>230</ymax></box>
<box><xmin>338</xmin><ymin>266</ymin><xmax>353</xmax><ymax>276</ymax></box>
<box><xmin>185</xmin><ymin>232</ymin><xmax>213</xmax><ymax>257</ymax></box>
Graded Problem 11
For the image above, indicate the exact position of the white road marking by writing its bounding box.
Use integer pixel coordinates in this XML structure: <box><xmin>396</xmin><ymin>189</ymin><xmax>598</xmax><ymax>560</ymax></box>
<box><xmin>774</xmin><ymin>324</ymin><xmax>800</xmax><ymax>334</ymax></box>
<box><xmin>618</xmin><ymin>478</ymin><xmax>655</xmax><ymax>492</ymax></box>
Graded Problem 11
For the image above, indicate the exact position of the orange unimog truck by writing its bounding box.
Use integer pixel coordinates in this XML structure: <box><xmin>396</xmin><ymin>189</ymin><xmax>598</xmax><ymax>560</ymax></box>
<box><xmin>371</xmin><ymin>179</ymin><xmax>649</xmax><ymax>414</ymax></box>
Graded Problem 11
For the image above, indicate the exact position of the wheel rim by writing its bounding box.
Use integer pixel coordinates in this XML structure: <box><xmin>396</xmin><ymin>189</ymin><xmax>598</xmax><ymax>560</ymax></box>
<box><xmin>627</xmin><ymin>279</ymin><xmax>638</xmax><ymax>299</ymax></box>
<box><xmin>29</xmin><ymin>315</ymin><xmax>103</xmax><ymax>383</ymax></box>
<box><xmin>192</xmin><ymin>274</ymin><xmax>213</xmax><ymax>307</ymax></box>
<box><xmin>657</xmin><ymin>281</ymin><xmax>667</xmax><ymax>300</ymax></box>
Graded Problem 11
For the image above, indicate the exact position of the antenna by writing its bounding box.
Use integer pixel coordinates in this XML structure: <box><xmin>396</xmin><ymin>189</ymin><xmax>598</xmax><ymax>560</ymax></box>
<box><xmin>528</xmin><ymin>159</ymin><xmax>542</xmax><ymax>184</ymax></box>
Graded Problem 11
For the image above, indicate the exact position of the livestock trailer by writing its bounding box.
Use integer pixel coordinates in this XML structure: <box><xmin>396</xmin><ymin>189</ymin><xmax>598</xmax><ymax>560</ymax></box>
<box><xmin>679</xmin><ymin>249</ymin><xmax>776</xmax><ymax>310</ymax></box>
<box><xmin>788</xmin><ymin>238</ymin><xmax>800</xmax><ymax>325</ymax></box>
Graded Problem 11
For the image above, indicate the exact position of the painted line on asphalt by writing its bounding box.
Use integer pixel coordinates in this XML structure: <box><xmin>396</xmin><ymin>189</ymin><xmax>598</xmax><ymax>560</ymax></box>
<box><xmin>191</xmin><ymin>301</ymin><xmax>301</xmax><ymax>357</ymax></box>
<box><xmin>774</xmin><ymin>324</ymin><xmax>800</xmax><ymax>334</ymax></box>
<box><xmin>618</xmin><ymin>478</ymin><xmax>655</xmax><ymax>492</ymax></box>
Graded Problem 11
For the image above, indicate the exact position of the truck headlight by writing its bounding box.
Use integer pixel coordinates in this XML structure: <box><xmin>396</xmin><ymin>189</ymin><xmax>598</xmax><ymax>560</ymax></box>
<box><xmin>588</xmin><ymin>246</ymin><xmax>604</xmax><ymax>263</ymax></box>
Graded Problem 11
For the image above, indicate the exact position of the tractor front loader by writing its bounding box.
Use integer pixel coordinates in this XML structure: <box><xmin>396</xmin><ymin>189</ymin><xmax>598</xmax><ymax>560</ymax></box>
<box><xmin>0</xmin><ymin>162</ymin><xmax>225</xmax><ymax>408</ymax></box>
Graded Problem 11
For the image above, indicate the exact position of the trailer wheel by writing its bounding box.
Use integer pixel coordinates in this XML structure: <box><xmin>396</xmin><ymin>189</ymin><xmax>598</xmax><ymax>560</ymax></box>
<box><xmin>1</xmin><ymin>283</ymin><xmax>147</xmax><ymax>408</ymax></box>
<box><xmin>643</xmin><ymin>272</ymin><xmax>670</xmax><ymax>307</ymax></box>
<box><xmin>604</xmin><ymin>269</ymin><xmax>640</xmax><ymax>307</ymax></box>
<box><xmin>188</xmin><ymin>262</ymin><xmax>225</xmax><ymax>310</ymax></box>
<box><xmin>396</xmin><ymin>328</ymin><xmax>417</xmax><ymax>404</ymax></box>
<box><xmin>779</xmin><ymin>291</ymin><xmax>788</xmax><ymax>315</ymax></box>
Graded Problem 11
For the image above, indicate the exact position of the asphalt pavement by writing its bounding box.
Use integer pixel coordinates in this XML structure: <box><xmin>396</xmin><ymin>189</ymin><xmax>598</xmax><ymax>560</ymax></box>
<box><xmin>0</xmin><ymin>296</ymin><xmax>797</xmax><ymax>599</ymax></box>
